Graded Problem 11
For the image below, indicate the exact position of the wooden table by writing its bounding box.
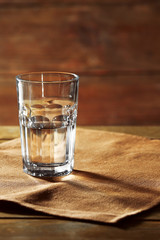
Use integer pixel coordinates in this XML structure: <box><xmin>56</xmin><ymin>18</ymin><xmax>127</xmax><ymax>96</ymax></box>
<box><xmin>0</xmin><ymin>126</ymin><xmax>160</xmax><ymax>239</ymax></box>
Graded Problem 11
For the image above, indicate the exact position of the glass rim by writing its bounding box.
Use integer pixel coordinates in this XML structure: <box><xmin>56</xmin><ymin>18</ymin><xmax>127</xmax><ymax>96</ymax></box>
<box><xmin>16</xmin><ymin>71</ymin><xmax>79</xmax><ymax>84</ymax></box>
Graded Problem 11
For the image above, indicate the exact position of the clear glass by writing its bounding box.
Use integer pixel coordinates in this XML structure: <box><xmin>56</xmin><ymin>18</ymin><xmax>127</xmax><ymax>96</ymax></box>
<box><xmin>16</xmin><ymin>72</ymin><xmax>79</xmax><ymax>177</ymax></box>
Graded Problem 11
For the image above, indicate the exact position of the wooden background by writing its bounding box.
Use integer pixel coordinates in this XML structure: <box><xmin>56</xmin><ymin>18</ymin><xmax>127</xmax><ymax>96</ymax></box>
<box><xmin>0</xmin><ymin>0</ymin><xmax>160</xmax><ymax>126</ymax></box>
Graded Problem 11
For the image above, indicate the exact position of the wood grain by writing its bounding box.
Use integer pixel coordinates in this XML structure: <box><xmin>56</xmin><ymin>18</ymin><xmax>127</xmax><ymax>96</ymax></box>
<box><xmin>78</xmin><ymin>79</ymin><xmax>160</xmax><ymax>125</ymax></box>
<box><xmin>0</xmin><ymin>2</ymin><xmax>160</xmax><ymax>73</ymax></box>
<box><xmin>0</xmin><ymin>1</ymin><xmax>160</xmax><ymax>125</ymax></box>
<box><xmin>0</xmin><ymin>219</ymin><xmax>160</xmax><ymax>240</ymax></box>
<box><xmin>0</xmin><ymin>0</ymin><xmax>157</xmax><ymax>5</ymax></box>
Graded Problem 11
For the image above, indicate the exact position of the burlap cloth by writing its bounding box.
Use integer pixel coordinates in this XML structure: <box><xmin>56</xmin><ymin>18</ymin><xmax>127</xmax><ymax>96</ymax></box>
<box><xmin>0</xmin><ymin>128</ymin><xmax>160</xmax><ymax>223</ymax></box>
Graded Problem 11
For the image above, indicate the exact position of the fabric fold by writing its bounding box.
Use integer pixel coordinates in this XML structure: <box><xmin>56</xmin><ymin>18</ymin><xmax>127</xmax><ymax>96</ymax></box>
<box><xmin>0</xmin><ymin>129</ymin><xmax>160</xmax><ymax>223</ymax></box>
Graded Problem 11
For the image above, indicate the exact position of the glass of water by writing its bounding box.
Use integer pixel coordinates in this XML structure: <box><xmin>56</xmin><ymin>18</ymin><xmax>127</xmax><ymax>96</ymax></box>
<box><xmin>16</xmin><ymin>72</ymin><xmax>79</xmax><ymax>177</ymax></box>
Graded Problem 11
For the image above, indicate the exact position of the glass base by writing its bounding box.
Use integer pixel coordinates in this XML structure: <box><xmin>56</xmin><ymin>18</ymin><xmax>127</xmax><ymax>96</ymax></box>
<box><xmin>23</xmin><ymin>159</ymin><xmax>74</xmax><ymax>177</ymax></box>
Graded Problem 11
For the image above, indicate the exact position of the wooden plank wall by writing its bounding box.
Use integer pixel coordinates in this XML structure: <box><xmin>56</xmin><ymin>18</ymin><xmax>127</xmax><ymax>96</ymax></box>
<box><xmin>0</xmin><ymin>0</ymin><xmax>160</xmax><ymax>125</ymax></box>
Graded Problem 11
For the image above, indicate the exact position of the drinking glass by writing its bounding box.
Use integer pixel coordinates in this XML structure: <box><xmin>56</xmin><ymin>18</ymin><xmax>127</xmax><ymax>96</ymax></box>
<box><xmin>16</xmin><ymin>72</ymin><xmax>79</xmax><ymax>177</ymax></box>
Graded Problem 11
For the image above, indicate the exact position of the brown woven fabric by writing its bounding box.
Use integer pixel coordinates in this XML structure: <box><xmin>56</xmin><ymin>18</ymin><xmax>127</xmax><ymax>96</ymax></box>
<box><xmin>0</xmin><ymin>129</ymin><xmax>160</xmax><ymax>223</ymax></box>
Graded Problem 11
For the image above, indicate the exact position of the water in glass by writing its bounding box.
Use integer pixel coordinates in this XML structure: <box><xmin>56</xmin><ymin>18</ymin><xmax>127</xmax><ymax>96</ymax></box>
<box><xmin>19</xmin><ymin>98</ymin><xmax>77</xmax><ymax>177</ymax></box>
